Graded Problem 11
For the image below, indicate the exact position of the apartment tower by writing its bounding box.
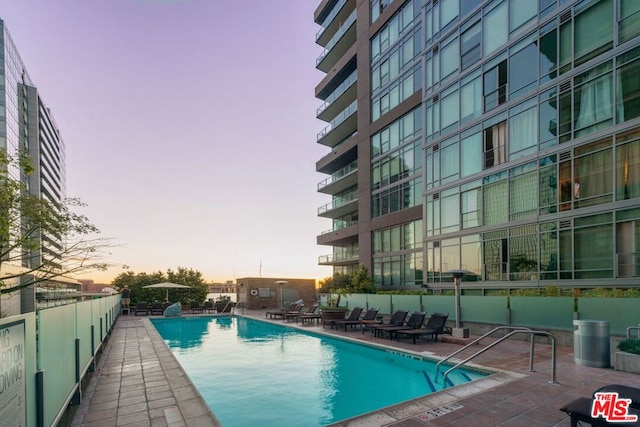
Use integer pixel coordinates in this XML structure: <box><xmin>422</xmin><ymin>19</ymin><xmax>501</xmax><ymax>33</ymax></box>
<box><xmin>1</xmin><ymin>19</ymin><xmax>67</xmax><ymax>314</ymax></box>
<box><xmin>315</xmin><ymin>0</ymin><xmax>640</xmax><ymax>290</ymax></box>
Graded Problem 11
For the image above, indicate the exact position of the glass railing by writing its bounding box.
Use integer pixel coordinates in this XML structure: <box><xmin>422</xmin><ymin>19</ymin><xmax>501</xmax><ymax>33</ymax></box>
<box><xmin>316</xmin><ymin>9</ymin><xmax>356</xmax><ymax>65</ymax></box>
<box><xmin>317</xmin><ymin>161</ymin><xmax>358</xmax><ymax>190</ymax></box>
<box><xmin>320</xmin><ymin>220</ymin><xmax>358</xmax><ymax>235</ymax></box>
<box><xmin>316</xmin><ymin>0</ymin><xmax>348</xmax><ymax>41</ymax></box>
<box><xmin>317</xmin><ymin>100</ymin><xmax>357</xmax><ymax>141</ymax></box>
<box><xmin>319</xmin><ymin>251</ymin><xmax>359</xmax><ymax>264</ymax></box>
<box><xmin>318</xmin><ymin>190</ymin><xmax>358</xmax><ymax>214</ymax></box>
<box><xmin>317</xmin><ymin>70</ymin><xmax>357</xmax><ymax>116</ymax></box>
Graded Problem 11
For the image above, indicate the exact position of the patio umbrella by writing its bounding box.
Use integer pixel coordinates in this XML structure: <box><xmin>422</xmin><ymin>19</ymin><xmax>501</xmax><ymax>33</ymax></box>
<box><xmin>143</xmin><ymin>282</ymin><xmax>191</xmax><ymax>302</ymax></box>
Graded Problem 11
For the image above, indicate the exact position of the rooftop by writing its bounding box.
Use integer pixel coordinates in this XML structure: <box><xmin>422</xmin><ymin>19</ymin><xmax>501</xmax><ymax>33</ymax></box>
<box><xmin>69</xmin><ymin>310</ymin><xmax>640</xmax><ymax>427</ymax></box>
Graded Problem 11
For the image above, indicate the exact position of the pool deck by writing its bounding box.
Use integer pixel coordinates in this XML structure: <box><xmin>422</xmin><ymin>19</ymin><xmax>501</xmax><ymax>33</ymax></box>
<box><xmin>70</xmin><ymin>310</ymin><xmax>640</xmax><ymax>427</ymax></box>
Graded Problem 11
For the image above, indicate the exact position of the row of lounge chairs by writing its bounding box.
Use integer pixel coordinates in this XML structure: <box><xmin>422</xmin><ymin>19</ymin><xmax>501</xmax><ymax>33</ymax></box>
<box><xmin>131</xmin><ymin>300</ymin><xmax>232</xmax><ymax>316</ymax></box>
<box><xmin>326</xmin><ymin>307</ymin><xmax>450</xmax><ymax>344</ymax></box>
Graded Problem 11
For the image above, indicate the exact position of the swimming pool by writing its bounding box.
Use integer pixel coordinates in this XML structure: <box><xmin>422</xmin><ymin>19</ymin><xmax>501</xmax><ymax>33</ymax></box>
<box><xmin>151</xmin><ymin>316</ymin><xmax>488</xmax><ymax>426</ymax></box>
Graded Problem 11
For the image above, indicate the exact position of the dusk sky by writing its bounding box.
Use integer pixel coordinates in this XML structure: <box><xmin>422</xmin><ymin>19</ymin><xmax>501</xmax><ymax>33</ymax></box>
<box><xmin>1</xmin><ymin>0</ymin><xmax>334</xmax><ymax>283</ymax></box>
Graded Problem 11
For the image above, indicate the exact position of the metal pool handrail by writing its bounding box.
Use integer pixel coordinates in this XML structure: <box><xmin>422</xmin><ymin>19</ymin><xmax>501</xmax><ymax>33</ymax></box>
<box><xmin>442</xmin><ymin>330</ymin><xmax>557</xmax><ymax>387</ymax></box>
<box><xmin>435</xmin><ymin>326</ymin><xmax>532</xmax><ymax>381</ymax></box>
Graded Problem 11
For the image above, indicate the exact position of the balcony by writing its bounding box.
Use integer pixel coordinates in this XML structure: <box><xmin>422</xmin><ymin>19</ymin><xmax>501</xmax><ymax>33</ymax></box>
<box><xmin>316</xmin><ymin>0</ymin><xmax>352</xmax><ymax>45</ymax></box>
<box><xmin>317</xmin><ymin>161</ymin><xmax>357</xmax><ymax>194</ymax></box>
<box><xmin>317</xmin><ymin>100</ymin><xmax>357</xmax><ymax>148</ymax></box>
<box><xmin>317</xmin><ymin>70</ymin><xmax>357</xmax><ymax>122</ymax></box>
<box><xmin>318</xmin><ymin>191</ymin><xmax>358</xmax><ymax>219</ymax></box>
<box><xmin>318</xmin><ymin>250</ymin><xmax>359</xmax><ymax>266</ymax></box>
<box><xmin>316</xmin><ymin>9</ymin><xmax>356</xmax><ymax>73</ymax></box>
<box><xmin>317</xmin><ymin>221</ymin><xmax>358</xmax><ymax>246</ymax></box>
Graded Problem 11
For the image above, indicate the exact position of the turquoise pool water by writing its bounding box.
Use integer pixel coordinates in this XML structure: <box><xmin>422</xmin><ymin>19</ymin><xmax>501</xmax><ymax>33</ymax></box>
<box><xmin>151</xmin><ymin>316</ymin><xmax>487</xmax><ymax>427</ymax></box>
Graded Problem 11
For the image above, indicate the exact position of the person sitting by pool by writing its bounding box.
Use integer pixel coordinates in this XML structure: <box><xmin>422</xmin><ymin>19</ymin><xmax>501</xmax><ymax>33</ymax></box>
<box><xmin>121</xmin><ymin>285</ymin><xmax>131</xmax><ymax>308</ymax></box>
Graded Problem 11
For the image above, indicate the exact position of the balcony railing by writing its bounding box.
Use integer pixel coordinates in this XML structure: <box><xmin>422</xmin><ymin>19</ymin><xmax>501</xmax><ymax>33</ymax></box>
<box><xmin>320</xmin><ymin>220</ymin><xmax>358</xmax><ymax>235</ymax></box>
<box><xmin>316</xmin><ymin>0</ymin><xmax>348</xmax><ymax>41</ymax></box>
<box><xmin>319</xmin><ymin>251</ymin><xmax>359</xmax><ymax>264</ymax></box>
<box><xmin>318</xmin><ymin>190</ymin><xmax>358</xmax><ymax>215</ymax></box>
<box><xmin>317</xmin><ymin>70</ymin><xmax>357</xmax><ymax>116</ymax></box>
<box><xmin>316</xmin><ymin>9</ymin><xmax>356</xmax><ymax>66</ymax></box>
<box><xmin>317</xmin><ymin>100</ymin><xmax>357</xmax><ymax>142</ymax></box>
<box><xmin>317</xmin><ymin>161</ymin><xmax>357</xmax><ymax>191</ymax></box>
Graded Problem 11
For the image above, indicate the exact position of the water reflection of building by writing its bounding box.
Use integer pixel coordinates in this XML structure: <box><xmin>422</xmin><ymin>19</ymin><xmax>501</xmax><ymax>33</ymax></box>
<box><xmin>314</xmin><ymin>0</ymin><xmax>640</xmax><ymax>292</ymax></box>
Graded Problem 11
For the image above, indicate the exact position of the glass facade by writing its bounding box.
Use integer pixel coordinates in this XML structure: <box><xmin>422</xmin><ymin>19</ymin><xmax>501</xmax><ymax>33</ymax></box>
<box><xmin>423</xmin><ymin>0</ymin><xmax>640</xmax><ymax>286</ymax></box>
<box><xmin>316</xmin><ymin>0</ymin><xmax>640</xmax><ymax>289</ymax></box>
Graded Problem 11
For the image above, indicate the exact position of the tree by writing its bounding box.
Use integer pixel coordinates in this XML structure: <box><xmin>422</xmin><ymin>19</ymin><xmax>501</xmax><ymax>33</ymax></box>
<box><xmin>111</xmin><ymin>267</ymin><xmax>208</xmax><ymax>305</ymax></box>
<box><xmin>0</xmin><ymin>152</ymin><xmax>112</xmax><ymax>294</ymax></box>
<box><xmin>317</xmin><ymin>265</ymin><xmax>376</xmax><ymax>306</ymax></box>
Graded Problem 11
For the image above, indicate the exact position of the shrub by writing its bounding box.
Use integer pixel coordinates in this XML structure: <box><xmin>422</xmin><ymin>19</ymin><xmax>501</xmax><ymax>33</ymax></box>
<box><xmin>617</xmin><ymin>338</ymin><xmax>640</xmax><ymax>355</ymax></box>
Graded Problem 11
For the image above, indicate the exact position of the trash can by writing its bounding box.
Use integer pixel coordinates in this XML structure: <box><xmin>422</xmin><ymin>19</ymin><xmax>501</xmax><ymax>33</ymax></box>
<box><xmin>573</xmin><ymin>320</ymin><xmax>610</xmax><ymax>368</ymax></box>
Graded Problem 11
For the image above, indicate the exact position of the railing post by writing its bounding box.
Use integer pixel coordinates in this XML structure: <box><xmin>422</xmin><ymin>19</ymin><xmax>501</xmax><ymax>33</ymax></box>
<box><xmin>71</xmin><ymin>338</ymin><xmax>82</xmax><ymax>405</ymax></box>
<box><xmin>529</xmin><ymin>334</ymin><xmax>535</xmax><ymax>372</ymax></box>
<box><xmin>36</xmin><ymin>370</ymin><xmax>44</xmax><ymax>427</ymax></box>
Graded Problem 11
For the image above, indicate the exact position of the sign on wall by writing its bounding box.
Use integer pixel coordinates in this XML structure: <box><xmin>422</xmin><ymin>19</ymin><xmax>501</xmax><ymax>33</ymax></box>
<box><xmin>0</xmin><ymin>320</ymin><xmax>26</xmax><ymax>427</ymax></box>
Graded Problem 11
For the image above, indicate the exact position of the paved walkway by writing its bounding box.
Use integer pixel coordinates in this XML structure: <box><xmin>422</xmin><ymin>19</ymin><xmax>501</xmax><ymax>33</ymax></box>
<box><xmin>70</xmin><ymin>311</ymin><xmax>640</xmax><ymax>427</ymax></box>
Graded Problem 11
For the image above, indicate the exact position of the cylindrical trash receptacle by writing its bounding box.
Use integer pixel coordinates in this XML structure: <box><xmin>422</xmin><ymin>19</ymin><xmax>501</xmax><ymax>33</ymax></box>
<box><xmin>573</xmin><ymin>320</ymin><xmax>610</xmax><ymax>368</ymax></box>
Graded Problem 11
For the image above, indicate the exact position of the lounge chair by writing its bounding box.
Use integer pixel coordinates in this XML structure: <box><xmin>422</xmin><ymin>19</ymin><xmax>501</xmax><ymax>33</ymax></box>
<box><xmin>150</xmin><ymin>301</ymin><xmax>164</xmax><ymax>315</ymax></box>
<box><xmin>134</xmin><ymin>301</ymin><xmax>148</xmax><ymax>316</ymax></box>
<box><xmin>395</xmin><ymin>313</ymin><xmax>450</xmax><ymax>344</ymax></box>
<box><xmin>376</xmin><ymin>312</ymin><xmax>427</xmax><ymax>339</ymax></box>
<box><xmin>204</xmin><ymin>301</ymin><xmax>215</xmax><ymax>313</ymax></box>
<box><xmin>560</xmin><ymin>384</ymin><xmax>640</xmax><ymax>427</ymax></box>
<box><xmin>329</xmin><ymin>307</ymin><xmax>364</xmax><ymax>330</ymax></box>
<box><xmin>190</xmin><ymin>301</ymin><xmax>204</xmax><ymax>314</ymax></box>
<box><xmin>332</xmin><ymin>308</ymin><xmax>379</xmax><ymax>331</ymax></box>
<box><xmin>266</xmin><ymin>303</ymin><xmax>298</xmax><ymax>319</ymax></box>
<box><xmin>284</xmin><ymin>304</ymin><xmax>318</xmax><ymax>322</ymax></box>
<box><xmin>363</xmin><ymin>310</ymin><xmax>408</xmax><ymax>336</ymax></box>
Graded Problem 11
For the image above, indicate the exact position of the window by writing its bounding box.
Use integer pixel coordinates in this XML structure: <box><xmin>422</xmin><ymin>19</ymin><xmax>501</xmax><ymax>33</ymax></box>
<box><xmin>483</xmin><ymin>177</ymin><xmax>508</xmax><ymax>225</ymax></box>
<box><xmin>509</xmin><ymin>103</ymin><xmax>537</xmax><ymax>159</ymax></box>
<box><xmin>616</xmin><ymin>52</ymin><xmax>640</xmax><ymax>123</ymax></box>
<box><xmin>440</xmin><ymin>35</ymin><xmax>460</xmax><ymax>80</ymax></box>
<box><xmin>461</xmin><ymin>21</ymin><xmax>481</xmax><ymax>70</ymax></box>
<box><xmin>574</xmin><ymin>214</ymin><xmax>613</xmax><ymax>279</ymax></box>
<box><xmin>461</xmin><ymin>187</ymin><xmax>481</xmax><ymax>228</ymax></box>
<box><xmin>574</xmin><ymin>138</ymin><xmax>613</xmax><ymax>208</ymax></box>
<box><xmin>509</xmin><ymin>226</ymin><xmax>538</xmax><ymax>280</ymax></box>
<box><xmin>509</xmin><ymin>165</ymin><xmax>538</xmax><ymax>220</ymax></box>
<box><xmin>616</xmin><ymin>131</ymin><xmax>640</xmax><ymax>200</ymax></box>
<box><xmin>484</xmin><ymin>60</ymin><xmax>507</xmax><ymax>111</ymax></box>
<box><xmin>461</xmin><ymin>71</ymin><xmax>482</xmax><ymax>123</ymax></box>
<box><xmin>509</xmin><ymin>42</ymin><xmax>537</xmax><ymax>99</ymax></box>
<box><xmin>483</xmin><ymin>1</ymin><xmax>508</xmax><ymax>56</ymax></box>
<box><xmin>539</xmin><ymin>88</ymin><xmax>558</xmax><ymax>148</ymax></box>
<box><xmin>539</xmin><ymin>26</ymin><xmax>558</xmax><ymax>83</ymax></box>
<box><xmin>619</xmin><ymin>0</ymin><xmax>640</xmax><ymax>43</ymax></box>
<box><xmin>461</xmin><ymin>130</ymin><xmax>483</xmax><ymax>176</ymax></box>
<box><xmin>441</xmin><ymin>88</ymin><xmax>459</xmax><ymax>131</ymax></box>
<box><xmin>484</xmin><ymin>121</ymin><xmax>507</xmax><ymax>168</ymax></box>
<box><xmin>440</xmin><ymin>0</ymin><xmax>459</xmax><ymax>29</ymax></box>
<box><xmin>574</xmin><ymin>0</ymin><xmax>613</xmax><ymax>65</ymax></box>
<box><xmin>574</xmin><ymin>62</ymin><xmax>613</xmax><ymax>137</ymax></box>
<box><xmin>509</xmin><ymin>0</ymin><xmax>536</xmax><ymax>31</ymax></box>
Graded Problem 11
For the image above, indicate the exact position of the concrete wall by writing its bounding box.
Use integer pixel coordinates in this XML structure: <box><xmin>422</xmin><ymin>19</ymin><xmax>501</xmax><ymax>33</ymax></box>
<box><xmin>237</xmin><ymin>277</ymin><xmax>316</xmax><ymax>310</ymax></box>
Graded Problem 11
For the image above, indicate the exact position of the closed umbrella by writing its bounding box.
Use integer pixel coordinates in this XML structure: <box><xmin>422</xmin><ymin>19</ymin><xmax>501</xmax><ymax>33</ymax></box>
<box><xmin>143</xmin><ymin>282</ymin><xmax>191</xmax><ymax>302</ymax></box>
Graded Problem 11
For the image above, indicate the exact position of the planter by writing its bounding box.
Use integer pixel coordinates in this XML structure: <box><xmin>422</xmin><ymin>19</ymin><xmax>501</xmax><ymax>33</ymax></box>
<box><xmin>320</xmin><ymin>310</ymin><xmax>348</xmax><ymax>322</ymax></box>
<box><xmin>615</xmin><ymin>351</ymin><xmax>640</xmax><ymax>374</ymax></box>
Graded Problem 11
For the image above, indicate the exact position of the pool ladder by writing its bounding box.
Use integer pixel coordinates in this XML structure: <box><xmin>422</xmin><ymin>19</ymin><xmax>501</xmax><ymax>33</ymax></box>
<box><xmin>435</xmin><ymin>326</ymin><xmax>557</xmax><ymax>387</ymax></box>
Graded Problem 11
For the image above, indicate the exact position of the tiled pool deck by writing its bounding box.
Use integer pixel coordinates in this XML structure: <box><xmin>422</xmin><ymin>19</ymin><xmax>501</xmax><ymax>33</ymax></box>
<box><xmin>70</xmin><ymin>310</ymin><xmax>640</xmax><ymax>427</ymax></box>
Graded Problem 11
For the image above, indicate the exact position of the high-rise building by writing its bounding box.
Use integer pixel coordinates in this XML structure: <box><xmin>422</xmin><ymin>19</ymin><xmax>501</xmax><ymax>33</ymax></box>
<box><xmin>1</xmin><ymin>19</ymin><xmax>67</xmax><ymax>313</ymax></box>
<box><xmin>315</xmin><ymin>0</ymin><xmax>640</xmax><ymax>291</ymax></box>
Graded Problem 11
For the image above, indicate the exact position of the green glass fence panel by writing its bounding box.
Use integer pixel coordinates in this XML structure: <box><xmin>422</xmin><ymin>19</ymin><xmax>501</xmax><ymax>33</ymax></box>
<box><xmin>38</xmin><ymin>305</ymin><xmax>77</xmax><ymax>427</ymax></box>
<box><xmin>460</xmin><ymin>296</ymin><xmax>508</xmax><ymax>324</ymax></box>
<box><xmin>76</xmin><ymin>301</ymin><xmax>93</xmax><ymax>376</ymax></box>
<box><xmin>0</xmin><ymin>313</ymin><xmax>37</xmax><ymax>427</ymax></box>
<box><xmin>423</xmin><ymin>296</ymin><xmax>456</xmax><ymax>320</ymax></box>
<box><xmin>366</xmin><ymin>294</ymin><xmax>393</xmax><ymax>314</ymax></box>
<box><xmin>342</xmin><ymin>294</ymin><xmax>368</xmax><ymax>310</ymax></box>
<box><xmin>510</xmin><ymin>297</ymin><xmax>574</xmax><ymax>330</ymax></box>
<box><xmin>577</xmin><ymin>298</ymin><xmax>640</xmax><ymax>336</ymax></box>
<box><xmin>391</xmin><ymin>295</ymin><xmax>424</xmax><ymax>314</ymax></box>
<box><xmin>91</xmin><ymin>299</ymin><xmax>102</xmax><ymax>350</ymax></box>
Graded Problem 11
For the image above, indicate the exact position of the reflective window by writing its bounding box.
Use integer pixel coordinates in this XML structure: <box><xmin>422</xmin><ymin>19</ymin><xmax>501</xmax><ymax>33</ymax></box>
<box><xmin>483</xmin><ymin>1</ymin><xmax>508</xmax><ymax>56</ymax></box>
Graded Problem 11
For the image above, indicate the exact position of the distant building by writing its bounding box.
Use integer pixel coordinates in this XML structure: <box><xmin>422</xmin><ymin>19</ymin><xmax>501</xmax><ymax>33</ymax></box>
<box><xmin>314</xmin><ymin>0</ymin><xmax>640</xmax><ymax>290</ymax></box>
<box><xmin>236</xmin><ymin>277</ymin><xmax>316</xmax><ymax>310</ymax></box>
<box><xmin>0</xmin><ymin>19</ymin><xmax>67</xmax><ymax>315</ymax></box>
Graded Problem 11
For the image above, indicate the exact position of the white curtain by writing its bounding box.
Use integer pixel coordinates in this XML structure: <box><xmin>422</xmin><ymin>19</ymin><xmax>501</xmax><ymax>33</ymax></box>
<box><xmin>575</xmin><ymin>70</ymin><xmax>613</xmax><ymax>136</ymax></box>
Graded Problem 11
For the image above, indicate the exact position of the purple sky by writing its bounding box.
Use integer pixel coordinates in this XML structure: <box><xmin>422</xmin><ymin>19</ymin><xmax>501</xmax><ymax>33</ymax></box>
<box><xmin>1</xmin><ymin>0</ymin><xmax>333</xmax><ymax>283</ymax></box>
